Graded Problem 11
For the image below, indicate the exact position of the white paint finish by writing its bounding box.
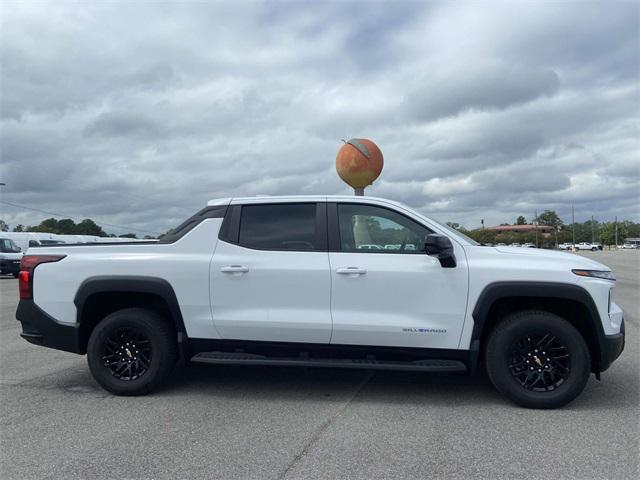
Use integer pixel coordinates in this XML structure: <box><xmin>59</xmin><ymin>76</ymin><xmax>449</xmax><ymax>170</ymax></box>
<box><xmin>30</xmin><ymin>195</ymin><xmax>620</xmax><ymax>352</ymax></box>
<box><xmin>457</xmin><ymin>245</ymin><xmax>620</xmax><ymax>348</ymax></box>
<box><xmin>33</xmin><ymin>219</ymin><xmax>223</xmax><ymax>339</ymax></box>
<box><xmin>210</xmin><ymin>240</ymin><xmax>332</xmax><ymax>343</ymax></box>
<box><xmin>329</xmin><ymin>248</ymin><xmax>469</xmax><ymax>349</ymax></box>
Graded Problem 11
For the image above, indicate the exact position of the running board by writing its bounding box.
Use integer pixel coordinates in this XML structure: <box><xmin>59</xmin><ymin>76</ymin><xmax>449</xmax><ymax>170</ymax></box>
<box><xmin>190</xmin><ymin>352</ymin><xmax>467</xmax><ymax>373</ymax></box>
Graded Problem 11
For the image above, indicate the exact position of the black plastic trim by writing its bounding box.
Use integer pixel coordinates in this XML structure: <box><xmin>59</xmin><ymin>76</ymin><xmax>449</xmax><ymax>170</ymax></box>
<box><xmin>191</xmin><ymin>352</ymin><xmax>467</xmax><ymax>372</ymax></box>
<box><xmin>74</xmin><ymin>276</ymin><xmax>188</xmax><ymax>357</ymax></box>
<box><xmin>186</xmin><ymin>338</ymin><xmax>468</xmax><ymax>365</ymax></box>
<box><xmin>601</xmin><ymin>319</ymin><xmax>625</xmax><ymax>371</ymax></box>
<box><xmin>160</xmin><ymin>205</ymin><xmax>228</xmax><ymax>243</ymax></box>
<box><xmin>0</xmin><ymin>259</ymin><xmax>21</xmax><ymax>274</ymax></box>
<box><xmin>16</xmin><ymin>299</ymin><xmax>81</xmax><ymax>353</ymax></box>
<box><xmin>327</xmin><ymin>202</ymin><xmax>340</xmax><ymax>251</ymax></box>
<box><xmin>218</xmin><ymin>204</ymin><xmax>241</xmax><ymax>244</ymax></box>
<box><xmin>470</xmin><ymin>281</ymin><xmax>616</xmax><ymax>372</ymax></box>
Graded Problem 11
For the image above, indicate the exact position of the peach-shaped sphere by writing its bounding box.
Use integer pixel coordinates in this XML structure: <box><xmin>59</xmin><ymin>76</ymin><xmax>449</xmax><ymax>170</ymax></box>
<box><xmin>336</xmin><ymin>139</ymin><xmax>384</xmax><ymax>189</ymax></box>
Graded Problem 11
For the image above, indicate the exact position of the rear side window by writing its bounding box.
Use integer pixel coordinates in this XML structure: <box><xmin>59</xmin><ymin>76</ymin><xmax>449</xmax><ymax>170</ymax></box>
<box><xmin>238</xmin><ymin>204</ymin><xmax>320</xmax><ymax>251</ymax></box>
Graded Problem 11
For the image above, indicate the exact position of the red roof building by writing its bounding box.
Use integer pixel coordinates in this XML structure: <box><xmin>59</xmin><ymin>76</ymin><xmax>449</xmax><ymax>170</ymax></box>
<box><xmin>487</xmin><ymin>224</ymin><xmax>554</xmax><ymax>236</ymax></box>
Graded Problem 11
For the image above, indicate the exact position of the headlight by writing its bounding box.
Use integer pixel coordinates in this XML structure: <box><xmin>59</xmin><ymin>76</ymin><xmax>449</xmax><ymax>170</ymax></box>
<box><xmin>572</xmin><ymin>269</ymin><xmax>616</xmax><ymax>281</ymax></box>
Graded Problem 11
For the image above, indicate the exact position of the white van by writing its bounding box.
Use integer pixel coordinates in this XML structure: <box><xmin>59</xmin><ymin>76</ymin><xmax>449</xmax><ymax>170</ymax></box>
<box><xmin>1</xmin><ymin>232</ymin><xmax>61</xmax><ymax>252</ymax></box>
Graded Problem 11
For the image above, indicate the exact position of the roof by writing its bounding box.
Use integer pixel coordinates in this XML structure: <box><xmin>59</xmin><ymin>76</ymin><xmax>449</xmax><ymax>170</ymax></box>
<box><xmin>487</xmin><ymin>224</ymin><xmax>554</xmax><ymax>232</ymax></box>
<box><xmin>207</xmin><ymin>195</ymin><xmax>410</xmax><ymax>207</ymax></box>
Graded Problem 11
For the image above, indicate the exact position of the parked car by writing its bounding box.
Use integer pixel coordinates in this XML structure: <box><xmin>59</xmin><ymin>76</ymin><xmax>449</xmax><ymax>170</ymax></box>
<box><xmin>0</xmin><ymin>237</ymin><xmax>23</xmax><ymax>277</ymax></box>
<box><xmin>522</xmin><ymin>243</ymin><xmax>536</xmax><ymax>248</ymax></box>
<box><xmin>16</xmin><ymin>195</ymin><xmax>625</xmax><ymax>408</ymax></box>
<box><xmin>618</xmin><ymin>243</ymin><xmax>637</xmax><ymax>249</ymax></box>
<box><xmin>575</xmin><ymin>242</ymin><xmax>600</xmax><ymax>251</ymax></box>
<box><xmin>558</xmin><ymin>243</ymin><xmax>572</xmax><ymax>250</ymax></box>
<box><xmin>509</xmin><ymin>243</ymin><xmax>521</xmax><ymax>247</ymax></box>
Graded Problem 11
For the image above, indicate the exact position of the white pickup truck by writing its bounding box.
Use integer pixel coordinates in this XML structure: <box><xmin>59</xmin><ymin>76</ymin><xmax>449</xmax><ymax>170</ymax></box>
<box><xmin>575</xmin><ymin>242</ymin><xmax>601</xmax><ymax>251</ymax></box>
<box><xmin>16</xmin><ymin>196</ymin><xmax>625</xmax><ymax>408</ymax></box>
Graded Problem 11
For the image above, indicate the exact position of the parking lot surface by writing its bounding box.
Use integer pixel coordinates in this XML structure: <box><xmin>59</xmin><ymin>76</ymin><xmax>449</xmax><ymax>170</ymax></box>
<box><xmin>1</xmin><ymin>250</ymin><xmax>638</xmax><ymax>479</ymax></box>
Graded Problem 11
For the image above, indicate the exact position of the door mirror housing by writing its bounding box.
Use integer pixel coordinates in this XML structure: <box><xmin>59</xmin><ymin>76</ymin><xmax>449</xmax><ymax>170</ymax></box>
<box><xmin>424</xmin><ymin>234</ymin><xmax>456</xmax><ymax>268</ymax></box>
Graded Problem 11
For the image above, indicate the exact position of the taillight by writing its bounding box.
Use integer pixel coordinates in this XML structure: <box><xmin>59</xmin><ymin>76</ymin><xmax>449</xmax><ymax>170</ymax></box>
<box><xmin>19</xmin><ymin>255</ymin><xmax>66</xmax><ymax>299</ymax></box>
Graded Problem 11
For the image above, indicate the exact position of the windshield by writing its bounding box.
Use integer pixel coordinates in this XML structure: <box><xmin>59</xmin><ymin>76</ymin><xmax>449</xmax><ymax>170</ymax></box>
<box><xmin>430</xmin><ymin>219</ymin><xmax>480</xmax><ymax>246</ymax></box>
<box><xmin>0</xmin><ymin>238</ymin><xmax>21</xmax><ymax>252</ymax></box>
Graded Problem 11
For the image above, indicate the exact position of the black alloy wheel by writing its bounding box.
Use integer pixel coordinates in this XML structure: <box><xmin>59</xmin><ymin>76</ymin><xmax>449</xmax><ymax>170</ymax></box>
<box><xmin>485</xmin><ymin>310</ymin><xmax>590</xmax><ymax>409</ymax></box>
<box><xmin>508</xmin><ymin>333</ymin><xmax>570</xmax><ymax>392</ymax></box>
<box><xmin>87</xmin><ymin>308</ymin><xmax>177</xmax><ymax>396</ymax></box>
<box><xmin>102</xmin><ymin>327</ymin><xmax>152</xmax><ymax>381</ymax></box>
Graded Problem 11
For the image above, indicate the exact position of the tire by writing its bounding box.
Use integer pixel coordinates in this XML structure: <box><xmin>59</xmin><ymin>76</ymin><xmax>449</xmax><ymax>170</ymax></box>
<box><xmin>485</xmin><ymin>310</ymin><xmax>590</xmax><ymax>409</ymax></box>
<box><xmin>87</xmin><ymin>308</ymin><xmax>178</xmax><ymax>396</ymax></box>
<box><xmin>592</xmin><ymin>247</ymin><xmax>597</xmax><ymax>252</ymax></box>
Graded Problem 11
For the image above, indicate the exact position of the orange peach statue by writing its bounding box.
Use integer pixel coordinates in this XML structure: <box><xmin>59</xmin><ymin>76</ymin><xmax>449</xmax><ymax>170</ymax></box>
<box><xmin>336</xmin><ymin>138</ymin><xmax>384</xmax><ymax>196</ymax></box>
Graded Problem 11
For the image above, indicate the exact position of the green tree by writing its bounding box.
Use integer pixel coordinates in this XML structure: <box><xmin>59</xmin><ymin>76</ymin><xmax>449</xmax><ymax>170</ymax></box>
<box><xmin>0</xmin><ymin>220</ymin><xmax>8</xmax><ymax>232</ymax></box>
<box><xmin>57</xmin><ymin>218</ymin><xmax>77</xmax><ymax>234</ymax></box>
<box><xmin>516</xmin><ymin>216</ymin><xmax>527</xmax><ymax>225</ymax></box>
<box><xmin>28</xmin><ymin>218</ymin><xmax>59</xmax><ymax>233</ymax></box>
<box><xmin>599</xmin><ymin>222</ymin><xmax>628</xmax><ymax>246</ymax></box>
<box><xmin>75</xmin><ymin>219</ymin><xmax>106</xmax><ymax>236</ymax></box>
<box><xmin>535</xmin><ymin>210</ymin><xmax>563</xmax><ymax>228</ymax></box>
<box><xmin>118</xmin><ymin>233</ymin><xmax>138</xmax><ymax>239</ymax></box>
<box><xmin>13</xmin><ymin>224</ymin><xmax>24</xmax><ymax>232</ymax></box>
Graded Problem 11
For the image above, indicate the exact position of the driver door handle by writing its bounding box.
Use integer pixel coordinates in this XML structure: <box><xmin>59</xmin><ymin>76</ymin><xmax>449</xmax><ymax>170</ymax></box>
<box><xmin>221</xmin><ymin>265</ymin><xmax>249</xmax><ymax>273</ymax></box>
<box><xmin>336</xmin><ymin>267</ymin><xmax>367</xmax><ymax>275</ymax></box>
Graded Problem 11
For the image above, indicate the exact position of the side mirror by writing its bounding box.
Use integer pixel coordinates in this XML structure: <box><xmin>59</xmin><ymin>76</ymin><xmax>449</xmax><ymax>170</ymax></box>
<box><xmin>424</xmin><ymin>234</ymin><xmax>457</xmax><ymax>268</ymax></box>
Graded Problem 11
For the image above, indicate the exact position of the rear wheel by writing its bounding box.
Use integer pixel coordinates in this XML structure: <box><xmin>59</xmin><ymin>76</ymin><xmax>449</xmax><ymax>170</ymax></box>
<box><xmin>485</xmin><ymin>310</ymin><xmax>590</xmax><ymax>409</ymax></box>
<box><xmin>87</xmin><ymin>308</ymin><xmax>177</xmax><ymax>396</ymax></box>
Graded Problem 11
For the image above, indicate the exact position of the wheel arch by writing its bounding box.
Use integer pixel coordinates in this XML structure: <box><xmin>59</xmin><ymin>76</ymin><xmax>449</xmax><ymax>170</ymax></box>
<box><xmin>74</xmin><ymin>276</ymin><xmax>187</xmax><ymax>355</ymax></box>
<box><xmin>471</xmin><ymin>282</ymin><xmax>606</xmax><ymax>373</ymax></box>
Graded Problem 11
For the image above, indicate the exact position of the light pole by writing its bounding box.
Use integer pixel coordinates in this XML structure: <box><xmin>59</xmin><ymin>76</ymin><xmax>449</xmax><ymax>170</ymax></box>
<box><xmin>534</xmin><ymin>209</ymin><xmax>538</xmax><ymax>247</ymax></box>
<box><xmin>572</xmin><ymin>205</ymin><xmax>576</xmax><ymax>250</ymax></box>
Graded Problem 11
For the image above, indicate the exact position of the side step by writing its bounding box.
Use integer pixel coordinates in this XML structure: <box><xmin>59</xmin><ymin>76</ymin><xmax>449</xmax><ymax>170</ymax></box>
<box><xmin>190</xmin><ymin>352</ymin><xmax>467</xmax><ymax>373</ymax></box>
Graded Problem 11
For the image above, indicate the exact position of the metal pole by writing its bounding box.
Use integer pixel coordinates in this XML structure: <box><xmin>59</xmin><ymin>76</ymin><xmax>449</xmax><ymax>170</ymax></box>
<box><xmin>615</xmin><ymin>216</ymin><xmax>618</xmax><ymax>247</ymax></box>
<box><xmin>534</xmin><ymin>209</ymin><xmax>538</xmax><ymax>247</ymax></box>
<box><xmin>572</xmin><ymin>205</ymin><xmax>575</xmax><ymax>248</ymax></box>
<box><xmin>591</xmin><ymin>215</ymin><xmax>595</xmax><ymax>243</ymax></box>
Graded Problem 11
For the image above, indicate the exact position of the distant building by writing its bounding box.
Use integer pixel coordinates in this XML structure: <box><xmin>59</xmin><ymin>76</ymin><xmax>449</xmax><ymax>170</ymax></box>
<box><xmin>625</xmin><ymin>237</ymin><xmax>640</xmax><ymax>247</ymax></box>
<box><xmin>486</xmin><ymin>224</ymin><xmax>554</xmax><ymax>237</ymax></box>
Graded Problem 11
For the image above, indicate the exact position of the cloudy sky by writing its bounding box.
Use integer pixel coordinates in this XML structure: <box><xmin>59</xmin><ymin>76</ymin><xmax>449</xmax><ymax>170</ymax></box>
<box><xmin>1</xmin><ymin>1</ymin><xmax>638</xmax><ymax>236</ymax></box>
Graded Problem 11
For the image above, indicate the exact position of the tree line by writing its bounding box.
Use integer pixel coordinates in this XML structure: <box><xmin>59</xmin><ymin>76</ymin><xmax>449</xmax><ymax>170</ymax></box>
<box><xmin>448</xmin><ymin>210</ymin><xmax>640</xmax><ymax>246</ymax></box>
<box><xmin>0</xmin><ymin>218</ymin><xmax>143</xmax><ymax>239</ymax></box>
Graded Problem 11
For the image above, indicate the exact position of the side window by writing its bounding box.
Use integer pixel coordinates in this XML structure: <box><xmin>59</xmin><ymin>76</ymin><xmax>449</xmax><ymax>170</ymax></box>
<box><xmin>239</xmin><ymin>203</ymin><xmax>320</xmax><ymax>251</ymax></box>
<box><xmin>28</xmin><ymin>240</ymin><xmax>39</xmax><ymax>247</ymax></box>
<box><xmin>337</xmin><ymin>204</ymin><xmax>431</xmax><ymax>253</ymax></box>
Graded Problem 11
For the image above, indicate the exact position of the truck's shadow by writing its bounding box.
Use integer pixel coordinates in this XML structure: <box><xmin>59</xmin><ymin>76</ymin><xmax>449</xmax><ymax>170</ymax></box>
<box><xmin>152</xmin><ymin>363</ymin><xmax>635</xmax><ymax>410</ymax></box>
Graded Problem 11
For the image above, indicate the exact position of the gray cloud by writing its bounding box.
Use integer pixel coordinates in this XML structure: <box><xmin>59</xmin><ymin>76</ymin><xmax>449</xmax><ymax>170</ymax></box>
<box><xmin>0</xmin><ymin>1</ymin><xmax>638</xmax><ymax>235</ymax></box>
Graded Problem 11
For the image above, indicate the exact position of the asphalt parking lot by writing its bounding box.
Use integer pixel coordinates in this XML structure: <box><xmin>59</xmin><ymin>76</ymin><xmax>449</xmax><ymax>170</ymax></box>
<box><xmin>0</xmin><ymin>250</ymin><xmax>638</xmax><ymax>479</ymax></box>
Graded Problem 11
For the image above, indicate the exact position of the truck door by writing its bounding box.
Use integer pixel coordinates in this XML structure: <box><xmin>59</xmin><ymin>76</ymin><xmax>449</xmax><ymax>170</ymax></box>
<box><xmin>210</xmin><ymin>202</ymin><xmax>332</xmax><ymax>343</ymax></box>
<box><xmin>327</xmin><ymin>202</ymin><xmax>469</xmax><ymax>349</ymax></box>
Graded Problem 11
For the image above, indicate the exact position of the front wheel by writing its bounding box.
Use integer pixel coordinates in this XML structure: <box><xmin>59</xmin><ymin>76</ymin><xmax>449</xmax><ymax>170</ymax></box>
<box><xmin>87</xmin><ymin>308</ymin><xmax>178</xmax><ymax>396</ymax></box>
<box><xmin>485</xmin><ymin>310</ymin><xmax>590</xmax><ymax>409</ymax></box>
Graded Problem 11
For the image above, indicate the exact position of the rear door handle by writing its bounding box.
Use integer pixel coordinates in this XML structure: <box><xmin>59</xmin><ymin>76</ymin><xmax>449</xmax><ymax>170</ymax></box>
<box><xmin>221</xmin><ymin>265</ymin><xmax>249</xmax><ymax>273</ymax></box>
<box><xmin>336</xmin><ymin>267</ymin><xmax>367</xmax><ymax>275</ymax></box>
